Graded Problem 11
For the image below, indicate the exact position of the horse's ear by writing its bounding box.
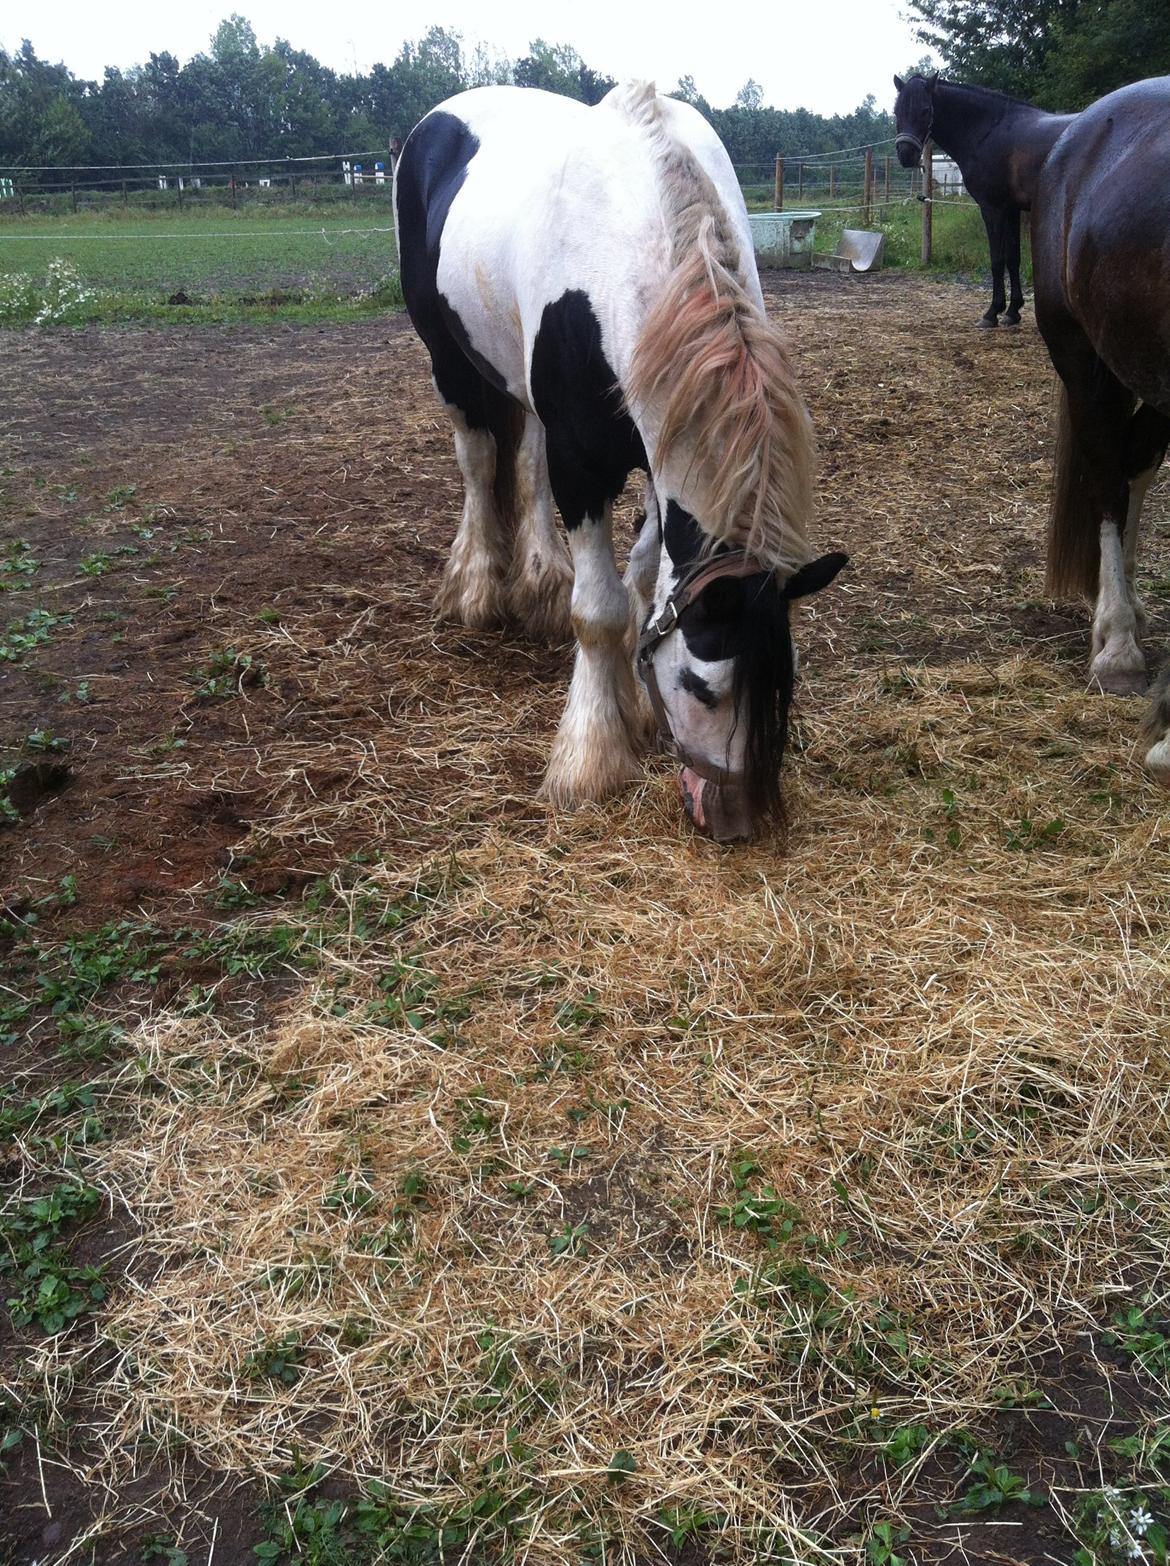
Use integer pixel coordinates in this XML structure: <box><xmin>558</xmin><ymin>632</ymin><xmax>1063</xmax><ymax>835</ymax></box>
<box><xmin>782</xmin><ymin>552</ymin><xmax>849</xmax><ymax>601</ymax></box>
<box><xmin>928</xmin><ymin>71</ymin><xmax>940</xmax><ymax>88</ymax></box>
<box><xmin>893</xmin><ymin>74</ymin><xmax>905</xmax><ymax>92</ymax></box>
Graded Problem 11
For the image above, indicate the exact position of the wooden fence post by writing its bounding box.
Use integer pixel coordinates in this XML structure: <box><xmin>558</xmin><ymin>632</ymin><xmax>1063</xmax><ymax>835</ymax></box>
<box><xmin>863</xmin><ymin>146</ymin><xmax>874</xmax><ymax>225</ymax></box>
<box><xmin>71</xmin><ymin>183</ymin><xmax>78</xmax><ymax>213</ymax></box>
<box><xmin>774</xmin><ymin>155</ymin><xmax>784</xmax><ymax>211</ymax></box>
<box><xmin>829</xmin><ymin>165</ymin><xmax>837</xmax><ymax>200</ymax></box>
<box><xmin>884</xmin><ymin>155</ymin><xmax>891</xmax><ymax>202</ymax></box>
<box><xmin>797</xmin><ymin>162</ymin><xmax>803</xmax><ymax>200</ymax></box>
<box><xmin>921</xmin><ymin>138</ymin><xmax>933</xmax><ymax>266</ymax></box>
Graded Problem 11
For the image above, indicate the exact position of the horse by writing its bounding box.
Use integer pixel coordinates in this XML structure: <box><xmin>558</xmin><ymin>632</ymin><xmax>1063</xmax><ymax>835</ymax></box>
<box><xmin>892</xmin><ymin>73</ymin><xmax>1074</xmax><ymax>328</ymax></box>
<box><xmin>1030</xmin><ymin>75</ymin><xmax>1170</xmax><ymax>718</ymax></box>
<box><xmin>393</xmin><ymin>82</ymin><xmax>846</xmax><ymax>841</ymax></box>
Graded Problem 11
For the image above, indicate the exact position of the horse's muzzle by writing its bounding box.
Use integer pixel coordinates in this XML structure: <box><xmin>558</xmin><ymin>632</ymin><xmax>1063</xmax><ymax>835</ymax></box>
<box><xmin>679</xmin><ymin>767</ymin><xmax>755</xmax><ymax>842</ymax></box>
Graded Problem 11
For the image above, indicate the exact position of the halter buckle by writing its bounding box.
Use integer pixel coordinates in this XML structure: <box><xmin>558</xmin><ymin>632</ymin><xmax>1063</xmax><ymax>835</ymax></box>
<box><xmin>653</xmin><ymin>600</ymin><xmax>679</xmax><ymax>637</ymax></box>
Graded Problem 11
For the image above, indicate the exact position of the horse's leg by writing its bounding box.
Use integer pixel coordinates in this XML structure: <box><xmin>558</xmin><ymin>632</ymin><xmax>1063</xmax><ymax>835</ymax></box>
<box><xmin>978</xmin><ymin>204</ymin><xmax>1007</xmax><ymax>328</ymax></box>
<box><xmin>1145</xmin><ymin>664</ymin><xmax>1170</xmax><ymax>786</ymax></box>
<box><xmin>416</xmin><ymin>327</ymin><xmax>518</xmax><ymax>631</ymax></box>
<box><xmin>507</xmin><ymin>412</ymin><xmax>573</xmax><ymax>641</ymax></box>
<box><xmin>541</xmin><ymin>502</ymin><xmax>645</xmax><ymax>805</ymax></box>
<box><xmin>623</xmin><ymin>476</ymin><xmax>661</xmax><ymax>746</ymax></box>
<box><xmin>1002</xmin><ymin>212</ymin><xmax>1025</xmax><ymax>326</ymax></box>
<box><xmin>432</xmin><ymin>394</ymin><xmax>510</xmax><ymax>629</ymax></box>
<box><xmin>1047</xmin><ymin>335</ymin><xmax>1147</xmax><ymax>693</ymax></box>
<box><xmin>1121</xmin><ymin>405</ymin><xmax>1170</xmax><ymax>642</ymax></box>
<box><xmin>624</xmin><ymin>475</ymin><xmax>660</xmax><ymax>625</ymax></box>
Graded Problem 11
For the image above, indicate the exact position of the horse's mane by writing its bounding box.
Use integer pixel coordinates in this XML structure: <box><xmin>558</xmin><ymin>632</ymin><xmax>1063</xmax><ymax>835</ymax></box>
<box><xmin>620</xmin><ymin>82</ymin><xmax>814</xmax><ymax>577</ymax></box>
<box><xmin>908</xmin><ymin>73</ymin><xmax>1043</xmax><ymax>112</ymax></box>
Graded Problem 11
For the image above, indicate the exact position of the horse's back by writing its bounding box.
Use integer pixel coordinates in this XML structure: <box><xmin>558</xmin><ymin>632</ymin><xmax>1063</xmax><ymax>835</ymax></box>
<box><xmin>1034</xmin><ymin>76</ymin><xmax>1170</xmax><ymax>410</ymax></box>
<box><xmin>395</xmin><ymin>85</ymin><xmax>755</xmax><ymax>407</ymax></box>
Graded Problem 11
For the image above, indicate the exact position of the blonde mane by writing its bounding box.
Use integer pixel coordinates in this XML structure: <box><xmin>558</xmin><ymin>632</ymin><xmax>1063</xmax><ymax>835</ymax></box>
<box><xmin>620</xmin><ymin>82</ymin><xmax>815</xmax><ymax>576</ymax></box>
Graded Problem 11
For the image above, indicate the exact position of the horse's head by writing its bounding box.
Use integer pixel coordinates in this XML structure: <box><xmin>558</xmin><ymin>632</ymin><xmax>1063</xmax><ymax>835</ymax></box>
<box><xmin>893</xmin><ymin>73</ymin><xmax>938</xmax><ymax>169</ymax></box>
<box><xmin>638</xmin><ymin>503</ymin><xmax>847</xmax><ymax>842</ymax></box>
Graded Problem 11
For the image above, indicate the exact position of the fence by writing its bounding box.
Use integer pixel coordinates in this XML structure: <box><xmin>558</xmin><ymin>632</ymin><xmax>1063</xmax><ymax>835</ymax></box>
<box><xmin>738</xmin><ymin>140</ymin><xmax>974</xmax><ymax>264</ymax></box>
<box><xmin>0</xmin><ymin>151</ymin><xmax>398</xmax><ymax>216</ymax></box>
<box><xmin>0</xmin><ymin>140</ymin><xmax>976</xmax><ymax>270</ymax></box>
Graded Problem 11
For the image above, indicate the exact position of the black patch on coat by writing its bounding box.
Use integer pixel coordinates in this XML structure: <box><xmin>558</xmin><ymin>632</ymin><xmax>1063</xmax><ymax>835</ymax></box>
<box><xmin>660</xmin><ymin>505</ymin><xmax>793</xmax><ymax>818</ymax></box>
<box><xmin>530</xmin><ymin>290</ymin><xmax>646</xmax><ymax>528</ymax></box>
<box><xmin>395</xmin><ymin>112</ymin><xmax>514</xmax><ymax>422</ymax></box>
<box><xmin>679</xmin><ymin>668</ymin><xmax>718</xmax><ymax>708</ymax></box>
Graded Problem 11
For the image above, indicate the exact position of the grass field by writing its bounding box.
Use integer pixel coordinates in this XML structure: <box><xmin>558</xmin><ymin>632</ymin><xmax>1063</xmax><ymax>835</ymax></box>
<box><xmin>0</xmin><ymin>195</ymin><xmax>1002</xmax><ymax>328</ymax></box>
<box><xmin>0</xmin><ymin>206</ymin><xmax>402</xmax><ymax>325</ymax></box>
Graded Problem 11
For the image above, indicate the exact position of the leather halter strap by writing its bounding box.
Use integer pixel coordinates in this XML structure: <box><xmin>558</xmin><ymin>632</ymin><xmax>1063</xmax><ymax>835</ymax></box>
<box><xmin>636</xmin><ymin>549</ymin><xmax>768</xmax><ymax>785</ymax></box>
<box><xmin>895</xmin><ymin>111</ymin><xmax>933</xmax><ymax>161</ymax></box>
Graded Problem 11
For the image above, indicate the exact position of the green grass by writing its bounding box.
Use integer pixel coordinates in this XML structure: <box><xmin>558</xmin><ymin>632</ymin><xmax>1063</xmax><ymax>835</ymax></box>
<box><xmin>0</xmin><ymin>189</ymin><xmax>1004</xmax><ymax>329</ymax></box>
<box><xmin>0</xmin><ymin>206</ymin><xmax>402</xmax><ymax>325</ymax></box>
<box><xmin>812</xmin><ymin>198</ymin><xmax>1019</xmax><ymax>280</ymax></box>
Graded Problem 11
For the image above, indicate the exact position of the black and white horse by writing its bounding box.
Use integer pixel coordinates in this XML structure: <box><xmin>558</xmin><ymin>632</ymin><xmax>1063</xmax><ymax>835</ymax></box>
<box><xmin>394</xmin><ymin>82</ymin><xmax>846</xmax><ymax>840</ymax></box>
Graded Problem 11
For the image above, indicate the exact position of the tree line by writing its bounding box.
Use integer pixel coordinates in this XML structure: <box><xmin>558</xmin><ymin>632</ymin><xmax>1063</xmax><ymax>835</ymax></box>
<box><xmin>908</xmin><ymin>0</ymin><xmax>1170</xmax><ymax>108</ymax></box>
<box><xmin>3</xmin><ymin>3</ymin><xmax>1164</xmax><ymax>181</ymax></box>
<box><xmin>0</xmin><ymin>18</ymin><xmax>893</xmax><ymax>177</ymax></box>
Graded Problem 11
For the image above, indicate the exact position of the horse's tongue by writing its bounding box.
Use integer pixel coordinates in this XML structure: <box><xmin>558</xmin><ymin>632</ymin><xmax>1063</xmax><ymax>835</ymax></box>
<box><xmin>679</xmin><ymin>767</ymin><xmax>707</xmax><ymax>830</ymax></box>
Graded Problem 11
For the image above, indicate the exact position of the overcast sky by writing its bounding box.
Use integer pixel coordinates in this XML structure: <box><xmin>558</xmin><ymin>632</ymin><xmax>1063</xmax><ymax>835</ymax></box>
<box><xmin>8</xmin><ymin>0</ymin><xmax>932</xmax><ymax>116</ymax></box>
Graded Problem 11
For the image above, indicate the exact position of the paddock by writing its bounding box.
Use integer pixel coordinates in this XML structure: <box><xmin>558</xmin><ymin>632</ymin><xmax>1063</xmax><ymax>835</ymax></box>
<box><xmin>2</xmin><ymin>272</ymin><xmax>1168</xmax><ymax>1565</ymax></box>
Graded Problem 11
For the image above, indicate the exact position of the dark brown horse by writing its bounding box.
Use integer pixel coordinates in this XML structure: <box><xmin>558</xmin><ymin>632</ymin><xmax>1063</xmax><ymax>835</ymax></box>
<box><xmin>893</xmin><ymin>74</ymin><xmax>1073</xmax><ymax>327</ymax></box>
<box><xmin>1030</xmin><ymin>76</ymin><xmax>1170</xmax><ymax>780</ymax></box>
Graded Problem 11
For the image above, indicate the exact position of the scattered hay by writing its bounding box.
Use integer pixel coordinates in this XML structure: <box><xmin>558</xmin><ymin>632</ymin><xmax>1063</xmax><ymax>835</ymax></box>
<box><xmin>5</xmin><ymin>275</ymin><xmax>1170</xmax><ymax>1558</ymax></box>
<box><xmin>24</xmin><ymin>659</ymin><xmax>1170</xmax><ymax>1562</ymax></box>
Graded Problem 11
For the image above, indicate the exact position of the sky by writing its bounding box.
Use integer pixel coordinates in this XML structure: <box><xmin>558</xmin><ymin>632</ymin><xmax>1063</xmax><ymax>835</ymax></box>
<box><xmin>6</xmin><ymin>0</ymin><xmax>932</xmax><ymax>117</ymax></box>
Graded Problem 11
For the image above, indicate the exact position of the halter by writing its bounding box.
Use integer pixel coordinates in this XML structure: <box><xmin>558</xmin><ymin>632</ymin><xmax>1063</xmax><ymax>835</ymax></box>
<box><xmin>895</xmin><ymin>104</ymin><xmax>934</xmax><ymax>162</ymax></box>
<box><xmin>895</xmin><ymin>126</ymin><xmax>931</xmax><ymax>159</ymax></box>
<box><xmin>635</xmin><ymin>549</ymin><xmax>768</xmax><ymax>785</ymax></box>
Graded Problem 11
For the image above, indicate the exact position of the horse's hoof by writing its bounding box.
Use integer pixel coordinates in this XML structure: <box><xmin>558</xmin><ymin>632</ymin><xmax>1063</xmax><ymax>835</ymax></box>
<box><xmin>1146</xmin><ymin>736</ymin><xmax>1170</xmax><ymax>788</ymax></box>
<box><xmin>1090</xmin><ymin>668</ymin><xmax>1148</xmax><ymax>697</ymax></box>
<box><xmin>1002</xmin><ymin>316</ymin><xmax>1022</xmax><ymax>329</ymax></box>
<box><xmin>976</xmin><ymin>316</ymin><xmax>999</xmax><ymax>329</ymax></box>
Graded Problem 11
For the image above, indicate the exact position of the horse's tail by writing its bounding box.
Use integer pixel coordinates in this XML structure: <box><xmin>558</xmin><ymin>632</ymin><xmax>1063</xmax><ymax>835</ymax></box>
<box><xmin>1045</xmin><ymin>379</ymin><xmax>1100</xmax><ymax>599</ymax></box>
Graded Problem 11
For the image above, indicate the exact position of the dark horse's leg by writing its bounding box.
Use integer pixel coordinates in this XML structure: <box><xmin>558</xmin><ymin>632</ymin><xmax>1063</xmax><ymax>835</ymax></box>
<box><xmin>977</xmin><ymin>202</ymin><xmax>1007</xmax><ymax>327</ymax></box>
<box><xmin>1002</xmin><ymin>212</ymin><xmax>1025</xmax><ymax>327</ymax></box>
<box><xmin>1121</xmin><ymin>404</ymin><xmax>1170</xmax><ymax>643</ymax></box>
<box><xmin>1048</xmin><ymin>327</ymin><xmax>1156</xmax><ymax>693</ymax></box>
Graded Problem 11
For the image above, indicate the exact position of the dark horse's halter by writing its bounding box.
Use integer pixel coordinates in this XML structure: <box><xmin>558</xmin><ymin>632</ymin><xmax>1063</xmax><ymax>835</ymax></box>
<box><xmin>895</xmin><ymin>104</ymin><xmax>934</xmax><ymax>163</ymax></box>
<box><xmin>636</xmin><ymin>549</ymin><xmax>767</xmax><ymax>785</ymax></box>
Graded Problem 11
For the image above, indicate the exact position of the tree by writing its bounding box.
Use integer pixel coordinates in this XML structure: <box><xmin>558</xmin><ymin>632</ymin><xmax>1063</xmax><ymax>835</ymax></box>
<box><xmin>0</xmin><ymin>19</ymin><xmax>898</xmax><ymax>182</ymax></box>
<box><xmin>908</xmin><ymin>0</ymin><xmax>1170</xmax><ymax>105</ymax></box>
<box><xmin>513</xmin><ymin>39</ymin><xmax>614</xmax><ymax>103</ymax></box>
<box><xmin>1038</xmin><ymin>0</ymin><xmax>1170</xmax><ymax>105</ymax></box>
<box><xmin>906</xmin><ymin>0</ymin><xmax>1081</xmax><ymax>100</ymax></box>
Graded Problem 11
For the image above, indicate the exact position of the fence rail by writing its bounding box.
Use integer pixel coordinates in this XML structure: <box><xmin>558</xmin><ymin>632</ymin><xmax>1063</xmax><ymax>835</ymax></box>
<box><xmin>0</xmin><ymin>140</ymin><xmax>973</xmax><ymax>266</ymax></box>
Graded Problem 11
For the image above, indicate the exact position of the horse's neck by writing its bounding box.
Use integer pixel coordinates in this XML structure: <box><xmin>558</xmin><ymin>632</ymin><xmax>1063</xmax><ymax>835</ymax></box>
<box><xmin>933</xmin><ymin>85</ymin><xmax>1072</xmax><ymax>204</ymax></box>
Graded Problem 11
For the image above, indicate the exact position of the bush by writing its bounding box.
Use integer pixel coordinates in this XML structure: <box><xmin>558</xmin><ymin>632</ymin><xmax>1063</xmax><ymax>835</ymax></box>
<box><xmin>0</xmin><ymin>258</ymin><xmax>101</xmax><ymax>326</ymax></box>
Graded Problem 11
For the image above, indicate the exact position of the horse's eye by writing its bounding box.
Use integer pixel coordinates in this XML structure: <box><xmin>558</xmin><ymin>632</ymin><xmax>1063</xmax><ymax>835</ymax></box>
<box><xmin>679</xmin><ymin>669</ymin><xmax>719</xmax><ymax>709</ymax></box>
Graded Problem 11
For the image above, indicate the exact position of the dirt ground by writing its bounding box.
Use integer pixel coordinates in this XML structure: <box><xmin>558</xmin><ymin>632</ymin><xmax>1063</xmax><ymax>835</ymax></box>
<box><xmin>3</xmin><ymin>273</ymin><xmax>1167</xmax><ymax>918</ymax></box>
<box><xmin>1</xmin><ymin>271</ymin><xmax>1168</xmax><ymax>1564</ymax></box>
